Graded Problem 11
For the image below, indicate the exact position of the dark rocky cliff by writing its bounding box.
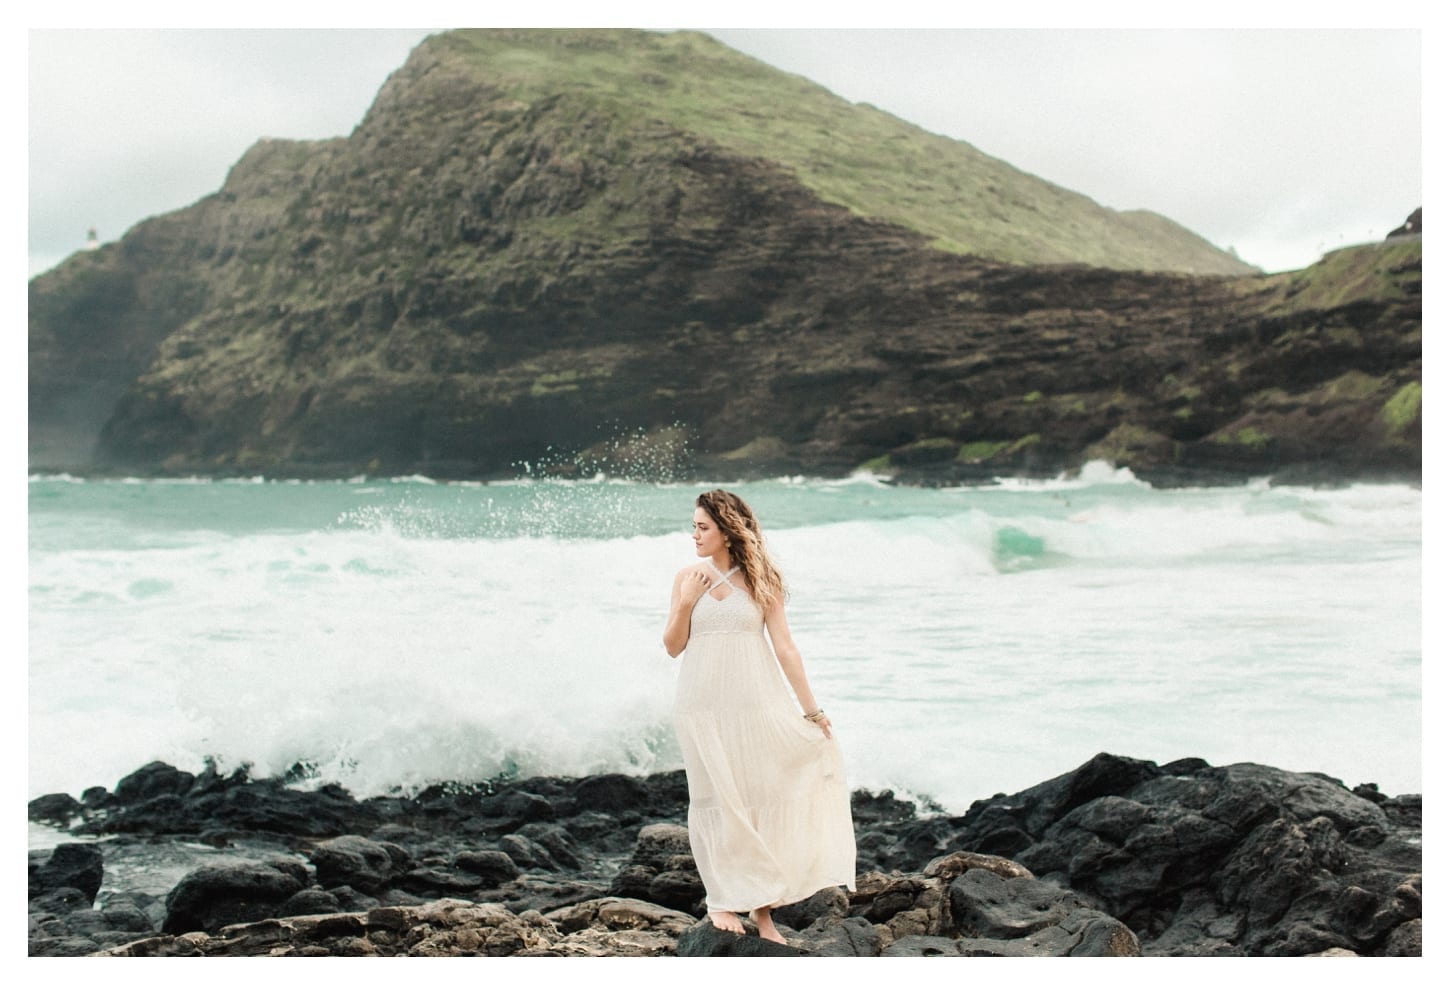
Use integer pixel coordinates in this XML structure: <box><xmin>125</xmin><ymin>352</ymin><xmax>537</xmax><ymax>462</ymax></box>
<box><xmin>28</xmin><ymin>29</ymin><xmax>1421</xmax><ymax>484</ymax></box>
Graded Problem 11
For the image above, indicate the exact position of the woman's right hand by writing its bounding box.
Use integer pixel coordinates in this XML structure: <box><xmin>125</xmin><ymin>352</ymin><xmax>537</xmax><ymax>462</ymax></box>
<box><xmin>678</xmin><ymin>568</ymin><xmax>712</xmax><ymax>605</ymax></box>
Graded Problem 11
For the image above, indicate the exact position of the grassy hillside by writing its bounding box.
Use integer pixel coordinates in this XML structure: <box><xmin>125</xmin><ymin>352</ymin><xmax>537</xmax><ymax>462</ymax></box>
<box><xmin>31</xmin><ymin>28</ymin><xmax>1415</xmax><ymax>484</ymax></box>
<box><xmin>428</xmin><ymin>29</ymin><xmax>1254</xmax><ymax>275</ymax></box>
<box><xmin>1250</xmin><ymin>239</ymin><xmax>1423</xmax><ymax>312</ymax></box>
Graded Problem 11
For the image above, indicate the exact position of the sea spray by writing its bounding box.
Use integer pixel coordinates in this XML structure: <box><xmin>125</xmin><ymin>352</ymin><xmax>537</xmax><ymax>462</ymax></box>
<box><xmin>29</xmin><ymin>468</ymin><xmax>1421</xmax><ymax>816</ymax></box>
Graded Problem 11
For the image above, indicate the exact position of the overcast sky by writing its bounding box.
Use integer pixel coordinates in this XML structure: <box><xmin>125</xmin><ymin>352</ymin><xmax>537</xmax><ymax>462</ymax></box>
<box><xmin>25</xmin><ymin>22</ymin><xmax>1423</xmax><ymax>278</ymax></box>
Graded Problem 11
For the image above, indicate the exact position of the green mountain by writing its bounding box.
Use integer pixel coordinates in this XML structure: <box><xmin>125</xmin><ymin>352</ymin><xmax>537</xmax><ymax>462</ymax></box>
<box><xmin>28</xmin><ymin>29</ymin><xmax>1419</xmax><ymax>484</ymax></box>
<box><xmin>422</xmin><ymin>30</ymin><xmax>1256</xmax><ymax>274</ymax></box>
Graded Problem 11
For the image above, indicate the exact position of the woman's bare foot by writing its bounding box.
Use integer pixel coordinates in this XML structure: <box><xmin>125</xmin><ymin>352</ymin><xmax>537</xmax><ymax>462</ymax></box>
<box><xmin>709</xmin><ymin>911</ymin><xmax>745</xmax><ymax>934</ymax></box>
<box><xmin>750</xmin><ymin>906</ymin><xmax>788</xmax><ymax>945</ymax></box>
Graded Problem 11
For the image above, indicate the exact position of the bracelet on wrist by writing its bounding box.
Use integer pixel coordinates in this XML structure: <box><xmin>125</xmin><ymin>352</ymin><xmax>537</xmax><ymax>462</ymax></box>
<box><xmin>804</xmin><ymin>708</ymin><xmax>826</xmax><ymax>722</ymax></box>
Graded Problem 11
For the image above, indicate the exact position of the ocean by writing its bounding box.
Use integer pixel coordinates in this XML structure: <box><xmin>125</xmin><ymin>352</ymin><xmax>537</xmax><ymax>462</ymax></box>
<box><xmin>28</xmin><ymin>464</ymin><xmax>1421</xmax><ymax>829</ymax></box>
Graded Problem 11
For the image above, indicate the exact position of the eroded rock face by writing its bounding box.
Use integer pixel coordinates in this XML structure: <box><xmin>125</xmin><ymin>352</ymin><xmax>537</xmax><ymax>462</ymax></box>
<box><xmin>26</xmin><ymin>32</ymin><xmax>1420</xmax><ymax>486</ymax></box>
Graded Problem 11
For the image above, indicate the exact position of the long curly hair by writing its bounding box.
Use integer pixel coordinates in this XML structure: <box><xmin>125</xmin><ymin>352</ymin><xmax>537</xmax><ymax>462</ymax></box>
<box><xmin>696</xmin><ymin>489</ymin><xmax>787</xmax><ymax>610</ymax></box>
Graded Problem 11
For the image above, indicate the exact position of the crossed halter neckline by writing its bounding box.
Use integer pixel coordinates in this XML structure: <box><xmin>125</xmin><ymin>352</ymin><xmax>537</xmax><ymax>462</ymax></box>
<box><xmin>706</xmin><ymin>559</ymin><xmax>741</xmax><ymax>600</ymax></box>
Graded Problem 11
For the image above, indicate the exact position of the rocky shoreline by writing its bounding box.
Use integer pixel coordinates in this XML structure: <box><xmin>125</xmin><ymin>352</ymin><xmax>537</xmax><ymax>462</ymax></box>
<box><xmin>29</xmin><ymin>753</ymin><xmax>1421</xmax><ymax>957</ymax></box>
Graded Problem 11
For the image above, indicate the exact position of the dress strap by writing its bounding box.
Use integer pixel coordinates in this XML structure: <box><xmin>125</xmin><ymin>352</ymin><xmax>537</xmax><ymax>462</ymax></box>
<box><xmin>707</xmin><ymin>559</ymin><xmax>740</xmax><ymax>591</ymax></box>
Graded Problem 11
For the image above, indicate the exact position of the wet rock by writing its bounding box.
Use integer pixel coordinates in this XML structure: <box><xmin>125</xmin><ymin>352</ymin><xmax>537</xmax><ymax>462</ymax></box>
<box><xmin>543</xmin><ymin>895</ymin><xmax>696</xmax><ymax>956</ymax></box>
<box><xmin>330</xmin><ymin>885</ymin><xmax>381</xmax><ymax>912</ymax></box>
<box><xmin>922</xmin><ymin>850</ymin><xmax>1032</xmax><ymax>882</ymax></box>
<box><xmin>99</xmin><ymin>898</ymin><xmax>156</xmax><ymax>934</ymax></box>
<box><xmin>607</xmin><ymin>864</ymin><xmax>655</xmax><ymax>901</ymax></box>
<box><xmin>774</xmin><ymin>886</ymin><xmax>850</xmax><ymax>930</ymax></box>
<box><xmin>956</xmin><ymin>907</ymin><xmax>1139</xmax><ymax>956</ymax></box>
<box><xmin>27</xmin><ymin>753</ymin><xmax>1422</xmax><ymax>959</ymax></box>
<box><xmin>81</xmin><ymin>786</ymin><xmax>113</xmax><ymax>809</ymax></box>
<box><xmin>30</xmin><ymin>886</ymin><xmax>93</xmax><ymax>916</ymax></box>
<box><xmin>515</xmin><ymin>823</ymin><xmax>583</xmax><ymax>870</ymax></box>
<box><xmin>944</xmin><ymin>754</ymin><xmax>1421</xmax><ymax>957</ymax></box>
<box><xmin>279</xmin><ymin>888</ymin><xmax>342</xmax><ymax>917</ymax></box>
<box><xmin>605</xmin><ymin>822</ymin><xmax>704</xmax><ymax>912</ymax></box>
<box><xmin>308</xmin><ymin>835</ymin><xmax>408</xmax><ymax>894</ymax></box>
<box><xmin>571</xmin><ymin>773</ymin><xmax>651</xmax><ymax>814</ymax></box>
<box><xmin>625</xmin><ymin>822</ymin><xmax>692</xmax><ymax>870</ymax></box>
<box><xmin>114</xmin><ymin>761</ymin><xmax>195</xmax><ymax>804</ymax></box>
<box><xmin>28</xmin><ymin>792</ymin><xmax>83</xmax><ymax>827</ymax></box>
<box><xmin>455</xmin><ymin>849</ymin><xmax>520</xmax><ymax>887</ymax></box>
<box><xmin>675</xmin><ymin>920</ymin><xmax>808</xmax><ymax>956</ymax></box>
<box><xmin>161</xmin><ymin>858</ymin><xmax>309</xmax><ymax>934</ymax></box>
<box><xmin>29</xmin><ymin>842</ymin><xmax>104</xmax><ymax>902</ymax></box>
<box><xmin>794</xmin><ymin>914</ymin><xmax>883</xmax><ymax>956</ymax></box>
<box><xmin>1383</xmin><ymin>918</ymin><xmax>1421</xmax><ymax>957</ymax></box>
<box><xmin>499</xmin><ymin>833</ymin><xmax>558</xmax><ymax>871</ymax></box>
<box><xmin>1215</xmin><ymin>816</ymin><xmax>1347</xmax><ymax>947</ymax></box>
<box><xmin>400</xmin><ymin>865</ymin><xmax>485</xmax><ymax>896</ymax></box>
<box><xmin>486</xmin><ymin>874</ymin><xmax>609</xmax><ymax>915</ymax></box>
<box><xmin>646</xmin><ymin>868</ymin><xmax>705</xmax><ymax>914</ymax></box>
<box><xmin>948</xmin><ymin>867</ymin><xmax>1125</xmax><ymax>946</ymax></box>
<box><xmin>103</xmin><ymin>899</ymin><xmax>561</xmax><ymax>957</ymax></box>
<box><xmin>477</xmin><ymin>790</ymin><xmax>555</xmax><ymax>827</ymax></box>
<box><xmin>30</xmin><ymin>935</ymin><xmax>103</xmax><ymax>957</ymax></box>
<box><xmin>880</xmin><ymin>934</ymin><xmax>961</xmax><ymax>956</ymax></box>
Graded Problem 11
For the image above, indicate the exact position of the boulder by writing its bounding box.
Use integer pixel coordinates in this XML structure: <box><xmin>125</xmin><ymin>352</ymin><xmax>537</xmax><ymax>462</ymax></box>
<box><xmin>675</xmin><ymin>920</ymin><xmax>808</xmax><ymax>956</ymax></box>
<box><xmin>1214</xmin><ymin>816</ymin><xmax>1347</xmax><ymax>948</ymax></box>
<box><xmin>954</xmin><ymin>908</ymin><xmax>1139</xmax><ymax>956</ymax></box>
<box><xmin>278</xmin><ymin>888</ymin><xmax>342</xmax><ymax>917</ymax></box>
<box><xmin>624</xmin><ymin>823</ymin><xmax>693</xmax><ymax>870</ymax></box>
<box><xmin>308</xmin><ymin>835</ymin><xmax>408</xmax><ymax>894</ymax></box>
<box><xmin>544</xmin><ymin>896</ymin><xmax>695</xmax><ymax>937</ymax></box>
<box><xmin>1383</xmin><ymin>918</ymin><xmax>1421</xmax><ymax>957</ymax></box>
<box><xmin>605</xmin><ymin>822</ymin><xmax>704</xmax><ymax>912</ymax></box>
<box><xmin>476</xmin><ymin>790</ymin><xmax>556</xmax><ymax>826</ymax></box>
<box><xmin>114</xmin><ymin>761</ymin><xmax>195</xmax><ymax>804</ymax></box>
<box><xmin>400</xmin><ymin>865</ymin><xmax>485</xmax><ymax>896</ymax></box>
<box><xmin>880</xmin><ymin>934</ymin><xmax>963</xmax><ymax>956</ymax></box>
<box><xmin>29</xmin><ymin>842</ymin><xmax>105</xmax><ymax>903</ymax></box>
<box><xmin>793</xmin><ymin>915</ymin><xmax>883</xmax><ymax>956</ymax></box>
<box><xmin>571</xmin><ymin>773</ymin><xmax>651</xmax><ymax>814</ymax></box>
<box><xmin>646</xmin><ymin>868</ymin><xmax>705</xmax><ymax>914</ymax></box>
<box><xmin>30</xmin><ymin>934</ymin><xmax>103</xmax><ymax>956</ymax></box>
<box><xmin>30</xmin><ymin>887</ymin><xmax>92</xmax><ymax>916</ymax></box>
<box><xmin>455</xmin><ymin>849</ymin><xmax>520</xmax><ymax>886</ymax></box>
<box><xmin>774</xmin><ymin>886</ymin><xmax>850</xmax><ymax>930</ymax></box>
<box><xmin>515</xmin><ymin>823</ymin><xmax>583</xmax><ymax>870</ymax></box>
<box><xmin>161</xmin><ymin>857</ymin><xmax>308</xmax><ymax>934</ymax></box>
<box><xmin>28</xmin><ymin>792</ymin><xmax>83</xmax><ymax>826</ymax></box>
<box><xmin>100</xmin><ymin>898</ymin><xmax>157</xmax><ymax>933</ymax></box>
<box><xmin>948</xmin><ymin>867</ymin><xmax>1134</xmax><ymax>952</ymax></box>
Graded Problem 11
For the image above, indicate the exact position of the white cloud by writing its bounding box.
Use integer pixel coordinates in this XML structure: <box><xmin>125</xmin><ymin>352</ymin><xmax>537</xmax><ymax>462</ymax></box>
<box><xmin>26</xmin><ymin>27</ymin><xmax>1423</xmax><ymax>276</ymax></box>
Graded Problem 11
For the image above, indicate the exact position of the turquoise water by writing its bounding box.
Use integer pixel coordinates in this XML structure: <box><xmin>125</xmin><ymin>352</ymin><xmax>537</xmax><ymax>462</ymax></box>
<box><xmin>28</xmin><ymin>464</ymin><xmax>1422</xmax><ymax>814</ymax></box>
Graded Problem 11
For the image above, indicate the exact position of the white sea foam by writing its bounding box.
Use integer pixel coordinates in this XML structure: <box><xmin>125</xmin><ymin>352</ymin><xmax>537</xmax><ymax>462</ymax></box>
<box><xmin>28</xmin><ymin>477</ymin><xmax>1422</xmax><ymax>814</ymax></box>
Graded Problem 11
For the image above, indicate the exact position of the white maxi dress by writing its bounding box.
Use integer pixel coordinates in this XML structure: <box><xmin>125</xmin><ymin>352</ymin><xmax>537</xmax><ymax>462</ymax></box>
<box><xmin>672</xmin><ymin>563</ymin><xmax>857</xmax><ymax>914</ymax></box>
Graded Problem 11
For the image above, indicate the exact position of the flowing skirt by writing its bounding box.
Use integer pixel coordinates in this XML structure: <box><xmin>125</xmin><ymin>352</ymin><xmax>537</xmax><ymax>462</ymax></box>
<box><xmin>673</xmin><ymin>627</ymin><xmax>857</xmax><ymax>912</ymax></box>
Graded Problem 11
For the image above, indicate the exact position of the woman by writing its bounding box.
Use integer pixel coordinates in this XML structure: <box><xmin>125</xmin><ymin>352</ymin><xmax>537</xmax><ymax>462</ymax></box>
<box><xmin>663</xmin><ymin>489</ymin><xmax>856</xmax><ymax>945</ymax></box>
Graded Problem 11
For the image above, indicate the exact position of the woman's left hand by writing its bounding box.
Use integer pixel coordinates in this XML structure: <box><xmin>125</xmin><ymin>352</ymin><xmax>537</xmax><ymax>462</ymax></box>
<box><xmin>810</xmin><ymin>714</ymin><xmax>833</xmax><ymax>739</ymax></box>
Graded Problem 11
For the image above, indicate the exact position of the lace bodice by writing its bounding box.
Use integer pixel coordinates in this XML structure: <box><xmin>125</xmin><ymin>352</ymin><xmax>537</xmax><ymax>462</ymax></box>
<box><xmin>688</xmin><ymin>563</ymin><xmax>763</xmax><ymax>637</ymax></box>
